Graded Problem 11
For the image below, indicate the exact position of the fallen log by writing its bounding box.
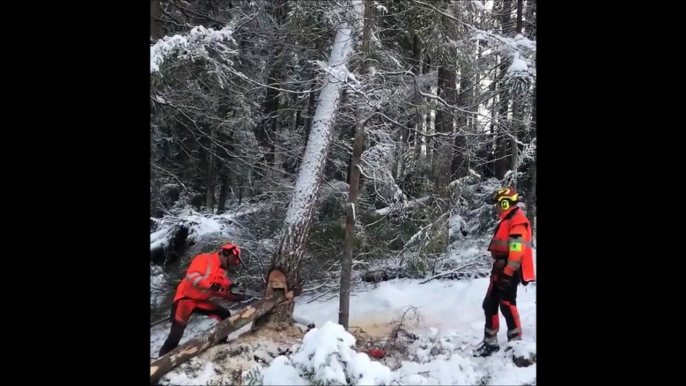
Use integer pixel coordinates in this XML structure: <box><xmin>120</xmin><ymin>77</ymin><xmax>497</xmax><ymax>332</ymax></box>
<box><xmin>150</xmin><ymin>291</ymin><xmax>286</xmax><ymax>383</ymax></box>
<box><xmin>418</xmin><ymin>262</ymin><xmax>480</xmax><ymax>284</ymax></box>
<box><xmin>361</xmin><ymin>267</ymin><xmax>409</xmax><ymax>283</ymax></box>
<box><xmin>150</xmin><ymin>269</ymin><xmax>292</xmax><ymax>384</ymax></box>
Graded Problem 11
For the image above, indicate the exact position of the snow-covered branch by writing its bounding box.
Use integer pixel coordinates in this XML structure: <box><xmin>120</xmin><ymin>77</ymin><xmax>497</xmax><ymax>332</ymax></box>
<box><xmin>150</xmin><ymin>25</ymin><xmax>238</xmax><ymax>74</ymax></box>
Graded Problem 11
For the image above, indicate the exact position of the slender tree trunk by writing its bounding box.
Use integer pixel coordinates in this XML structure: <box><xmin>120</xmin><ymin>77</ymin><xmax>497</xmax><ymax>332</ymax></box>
<box><xmin>509</xmin><ymin>0</ymin><xmax>525</xmax><ymax>182</ymax></box>
<box><xmin>258</xmin><ymin>59</ymin><xmax>282</xmax><ymax>171</ymax></box>
<box><xmin>238</xmin><ymin>173</ymin><xmax>244</xmax><ymax>205</ymax></box>
<box><xmin>206</xmin><ymin>126</ymin><xmax>217</xmax><ymax>212</ymax></box>
<box><xmin>216</xmin><ymin>166</ymin><xmax>231</xmax><ymax>214</ymax></box>
<box><xmin>433</xmin><ymin>68</ymin><xmax>456</xmax><ymax>198</ymax></box>
<box><xmin>528</xmin><ymin>83</ymin><xmax>536</xmax><ymax>237</ymax></box>
<box><xmin>525</xmin><ymin>0</ymin><xmax>536</xmax><ymax>39</ymax></box>
<box><xmin>251</xmin><ymin>1</ymin><xmax>365</xmax><ymax>331</ymax></box>
<box><xmin>150</xmin><ymin>0</ymin><xmax>161</xmax><ymax>41</ymax></box>
<box><xmin>452</xmin><ymin>65</ymin><xmax>471</xmax><ymax>179</ymax></box>
<box><xmin>494</xmin><ymin>0</ymin><xmax>512</xmax><ymax>180</ymax></box>
<box><xmin>339</xmin><ymin>0</ymin><xmax>372</xmax><ymax>330</ymax></box>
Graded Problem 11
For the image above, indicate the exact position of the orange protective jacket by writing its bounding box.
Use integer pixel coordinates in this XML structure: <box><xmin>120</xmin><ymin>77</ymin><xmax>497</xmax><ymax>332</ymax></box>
<box><xmin>173</xmin><ymin>252</ymin><xmax>243</xmax><ymax>303</ymax></box>
<box><xmin>487</xmin><ymin>206</ymin><xmax>535</xmax><ymax>284</ymax></box>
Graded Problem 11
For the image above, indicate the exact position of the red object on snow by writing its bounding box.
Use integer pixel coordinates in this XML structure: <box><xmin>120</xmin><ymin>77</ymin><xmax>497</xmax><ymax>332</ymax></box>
<box><xmin>365</xmin><ymin>349</ymin><xmax>386</xmax><ymax>359</ymax></box>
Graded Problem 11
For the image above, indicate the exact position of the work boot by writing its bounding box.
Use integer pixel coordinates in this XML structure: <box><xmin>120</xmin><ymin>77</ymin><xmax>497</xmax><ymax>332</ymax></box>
<box><xmin>473</xmin><ymin>336</ymin><xmax>499</xmax><ymax>357</ymax></box>
<box><xmin>507</xmin><ymin>328</ymin><xmax>522</xmax><ymax>342</ymax></box>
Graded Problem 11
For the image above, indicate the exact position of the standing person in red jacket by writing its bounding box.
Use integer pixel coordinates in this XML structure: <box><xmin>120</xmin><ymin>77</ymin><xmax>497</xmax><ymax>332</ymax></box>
<box><xmin>473</xmin><ymin>187</ymin><xmax>535</xmax><ymax>357</ymax></box>
<box><xmin>158</xmin><ymin>243</ymin><xmax>247</xmax><ymax>357</ymax></box>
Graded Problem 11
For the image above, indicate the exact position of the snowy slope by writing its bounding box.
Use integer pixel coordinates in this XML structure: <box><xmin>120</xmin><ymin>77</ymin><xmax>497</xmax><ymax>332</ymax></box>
<box><xmin>151</xmin><ymin>250</ymin><xmax>536</xmax><ymax>385</ymax></box>
<box><xmin>291</xmin><ymin>277</ymin><xmax>537</xmax><ymax>385</ymax></box>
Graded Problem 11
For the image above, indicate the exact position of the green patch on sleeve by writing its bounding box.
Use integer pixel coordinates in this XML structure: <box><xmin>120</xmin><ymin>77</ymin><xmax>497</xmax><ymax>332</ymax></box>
<box><xmin>510</xmin><ymin>242</ymin><xmax>522</xmax><ymax>252</ymax></box>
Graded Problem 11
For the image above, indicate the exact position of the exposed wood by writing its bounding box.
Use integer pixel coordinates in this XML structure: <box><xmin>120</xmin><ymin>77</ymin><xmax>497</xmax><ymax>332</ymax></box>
<box><xmin>150</xmin><ymin>272</ymin><xmax>288</xmax><ymax>384</ymax></box>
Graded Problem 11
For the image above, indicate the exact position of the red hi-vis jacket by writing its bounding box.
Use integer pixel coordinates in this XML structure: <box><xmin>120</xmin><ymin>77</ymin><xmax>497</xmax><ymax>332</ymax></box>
<box><xmin>487</xmin><ymin>207</ymin><xmax>535</xmax><ymax>283</ymax></box>
<box><xmin>173</xmin><ymin>252</ymin><xmax>243</xmax><ymax>303</ymax></box>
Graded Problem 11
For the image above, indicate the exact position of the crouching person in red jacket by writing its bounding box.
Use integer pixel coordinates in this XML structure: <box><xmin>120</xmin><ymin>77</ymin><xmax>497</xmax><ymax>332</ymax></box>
<box><xmin>158</xmin><ymin>243</ymin><xmax>247</xmax><ymax>357</ymax></box>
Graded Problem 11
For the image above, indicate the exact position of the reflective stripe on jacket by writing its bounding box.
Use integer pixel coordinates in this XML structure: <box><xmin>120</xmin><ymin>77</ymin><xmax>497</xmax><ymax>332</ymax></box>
<box><xmin>174</xmin><ymin>252</ymin><xmax>229</xmax><ymax>302</ymax></box>
<box><xmin>487</xmin><ymin>207</ymin><xmax>535</xmax><ymax>283</ymax></box>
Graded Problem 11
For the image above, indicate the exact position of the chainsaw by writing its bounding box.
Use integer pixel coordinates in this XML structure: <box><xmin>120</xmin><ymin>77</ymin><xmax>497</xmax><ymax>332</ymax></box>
<box><xmin>229</xmin><ymin>284</ymin><xmax>263</xmax><ymax>299</ymax></box>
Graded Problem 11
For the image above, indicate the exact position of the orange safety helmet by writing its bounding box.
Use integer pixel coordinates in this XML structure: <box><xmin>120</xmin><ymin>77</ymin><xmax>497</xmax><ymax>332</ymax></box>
<box><xmin>486</xmin><ymin>187</ymin><xmax>519</xmax><ymax>205</ymax></box>
<box><xmin>220</xmin><ymin>243</ymin><xmax>243</xmax><ymax>266</ymax></box>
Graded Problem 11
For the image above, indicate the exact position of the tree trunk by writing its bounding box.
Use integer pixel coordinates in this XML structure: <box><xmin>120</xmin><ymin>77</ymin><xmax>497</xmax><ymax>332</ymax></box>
<box><xmin>216</xmin><ymin>129</ymin><xmax>234</xmax><ymax>214</ymax></box>
<box><xmin>339</xmin><ymin>0</ymin><xmax>372</xmax><ymax>331</ymax></box>
<box><xmin>452</xmin><ymin>64</ymin><xmax>471</xmax><ymax>179</ymax></box>
<box><xmin>509</xmin><ymin>0</ymin><xmax>525</xmax><ymax>181</ymax></box>
<box><xmin>150</xmin><ymin>0</ymin><xmax>161</xmax><ymax>41</ymax></box>
<box><xmin>251</xmin><ymin>1</ymin><xmax>365</xmax><ymax>331</ymax></box>
<box><xmin>433</xmin><ymin>67</ymin><xmax>456</xmax><ymax>197</ymax></box>
<box><xmin>258</xmin><ymin>59</ymin><xmax>282</xmax><ymax>171</ymax></box>
<box><xmin>433</xmin><ymin>0</ymin><xmax>458</xmax><ymax>199</ymax></box>
<box><xmin>528</xmin><ymin>83</ymin><xmax>536</xmax><ymax>237</ymax></box>
<box><xmin>525</xmin><ymin>0</ymin><xmax>537</xmax><ymax>39</ymax></box>
<box><xmin>150</xmin><ymin>292</ymin><xmax>285</xmax><ymax>384</ymax></box>
<box><xmin>494</xmin><ymin>0</ymin><xmax>512</xmax><ymax>180</ymax></box>
<box><xmin>397</xmin><ymin>32</ymin><xmax>423</xmax><ymax>180</ymax></box>
<box><xmin>216</xmin><ymin>166</ymin><xmax>231</xmax><ymax>214</ymax></box>
<box><xmin>206</xmin><ymin>126</ymin><xmax>217</xmax><ymax>212</ymax></box>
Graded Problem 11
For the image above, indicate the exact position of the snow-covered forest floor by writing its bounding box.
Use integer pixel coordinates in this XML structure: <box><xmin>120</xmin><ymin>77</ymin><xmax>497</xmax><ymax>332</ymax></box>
<box><xmin>150</xmin><ymin>0</ymin><xmax>537</xmax><ymax>383</ymax></box>
<box><xmin>150</xmin><ymin>211</ymin><xmax>537</xmax><ymax>385</ymax></box>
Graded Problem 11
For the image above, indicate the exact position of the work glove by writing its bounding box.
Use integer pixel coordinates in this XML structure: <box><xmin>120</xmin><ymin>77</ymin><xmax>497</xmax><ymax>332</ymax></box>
<box><xmin>209</xmin><ymin>282</ymin><xmax>225</xmax><ymax>292</ymax></box>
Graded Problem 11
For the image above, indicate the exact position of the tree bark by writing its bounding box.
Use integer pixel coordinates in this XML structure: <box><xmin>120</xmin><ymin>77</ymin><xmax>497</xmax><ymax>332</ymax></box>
<box><xmin>494</xmin><ymin>0</ymin><xmax>512</xmax><ymax>180</ymax></box>
<box><xmin>509</xmin><ymin>0</ymin><xmax>525</xmax><ymax>180</ymax></box>
<box><xmin>434</xmin><ymin>66</ymin><xmax>456</xmax><ymax>196</ymax></box>
<box><xmin>528</xmin><ymin>83</ymin><xmax>536</xmax><ymax>237</ymax></box>
<box><xmin>150</xmin><ymin>292</ymin><xmax>285</xmax><ymax>384</ymax></box>
<box><xmin>258</xmin><ymin>58</ymin><xmax>282</xmax><ymax>171</ymax></box>
<box><xmin>452</xmin><ymin>64</ymin><xmax>471</xmax><ymax>179</ymax></box>
<box><xmin>206</xmin><ymin>126</ymin><xmax>217</xmax><ymax>212</ymax></box>
<box><xmin>525</xmin><ymin>0</ymin><xmax>537</xmax><ymax>39</ymax></box>
<box><xmin>251</xmin><ymin>1</ymin><xmax>366</xmax><ymax>332</ymax></box>
<box><xmin>255</xmin><ymin>0</ymin><xmax>288</xmax><ymax>175</ymax></box>
<box><xmin>150</xmin><ymin>0</ymin><xmax>161</xmax><ymax>41</ymax></box>
<box><xmin>216</xmin><ymin>165</ymin><xmax>231</xmax><ymax>214</ymax></box>
<box><xmin>339</xmin><ymin>0</ymin><xmax>372</xmax><ymax>330</ymax></box>
<box><xmin>397</xmin><ymin>32</ymin><xmax>422</xmax><ymax>180</ymax></box>
<box><xmin>433</xmin><ymin>1</ymin><xmax>458</xmax><ymax>201</ymax></box>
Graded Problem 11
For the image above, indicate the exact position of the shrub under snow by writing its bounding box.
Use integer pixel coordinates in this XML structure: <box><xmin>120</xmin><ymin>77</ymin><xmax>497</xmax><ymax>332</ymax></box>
<box><xmin>244</xmin><ymin>321</ymin><xmax>393</xmax><ymax>385</ymax></box>
<box><xmin>242</xmin><ymin>319</ymin><xmax>536</xmax><ymax>386</ymax></box>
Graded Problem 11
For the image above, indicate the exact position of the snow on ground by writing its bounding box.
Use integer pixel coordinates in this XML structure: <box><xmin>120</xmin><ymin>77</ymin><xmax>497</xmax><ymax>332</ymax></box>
<box><xmin>152</xmin><ymin>249</ymin><xmax>536</xmax><ymax>385</ymax></box>
<box><xmin>282</xmin><ymin>276</ymin><xmax>535</xmax><ymax>385</ymax></box>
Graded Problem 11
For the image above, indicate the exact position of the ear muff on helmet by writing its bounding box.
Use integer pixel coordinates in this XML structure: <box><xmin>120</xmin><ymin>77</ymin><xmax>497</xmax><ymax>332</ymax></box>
<box><xmin>488</xmin><ymin>187</ymin><xmax>519</xmax><ymax>206</ymax></box>
<box><xmin>221</xmin><ymin>243</ymin><xmax>240</xmax><ymax>256</ymax></box>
